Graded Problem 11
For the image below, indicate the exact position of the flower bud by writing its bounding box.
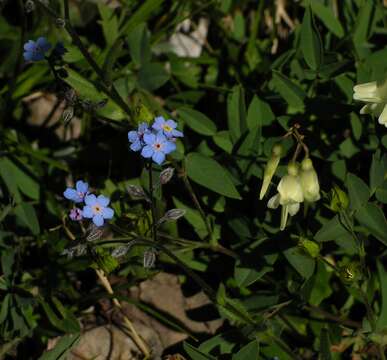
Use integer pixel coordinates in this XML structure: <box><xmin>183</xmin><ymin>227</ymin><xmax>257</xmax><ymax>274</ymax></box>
<box><xmin>259</xmin><ymin>143</ymin><xmax>283</xmax><ymax>200</ymax></box>
<box><xmin>328</xmin><ymin>185</ymin><xmax>349</xmax><ymax>212</ymax></box>
<box><xmin>299</xmin><ymin>158</ymin><xmax>320</xmax><ymax>202</ymax></box>
<box><xmin>159</xmin><ymin>167</ymin><xmax>175</xmax><ymax>184</ymax></box>
<box><xmin>143</xmin><ymin>248</ymin><xmax>157</xmax><ymax>268</ymax></box>
<box><xmin>157</xmin><ymin>208</ymin><xmax>186</xmax><ymax>226</ymax></box>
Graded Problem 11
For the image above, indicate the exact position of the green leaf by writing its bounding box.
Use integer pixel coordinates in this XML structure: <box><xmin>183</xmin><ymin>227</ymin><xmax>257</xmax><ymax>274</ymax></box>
<box><xmin>353</xmin><ymin>1</ymin><xmax>375</xmax><ymax>58</ymax></box>
<box><xmin>183</xmin><ymin>342</ymin><xmax>217</xmax><ymax>360</ymax></box>
<box><xmin>0</xmin><ymin>294</ymin><xmax>11</xmax><ymax>324</ymax></box>
<box><xmin>300</xmin><ymin>6</ymin><xmax>323</xmax><ymax>70</ymax></box>
<box><xmin>14</xmin><ymin>203</ymin><xmax>40</xmax><ymax>235</ymax></box>
<box><xmin>247</xmin><ymin>95</ymin><xmax>275</xmax><ymax>128</ymax></box>
<box><xmin>186</xmin><ymin>153</ymin><xmax>241</xmax><ymax>199</ymax></box>
<box><xmin>283</xmin><ymin>246</ymin><xmax>315</xmax><ymax>279</ymax></box>
<box><xmin>319</xmin><ymin>328</ymin><xmax>332</xmax><ymax>360</ymax></box>
<box><xmin>310</xmin><ymin>1</ymin><xmax>344</xmax><ymax>38</ymax></box>
<box><xmin>98</xmin><ymin>3</ymin><xmax>119</xmax><ymax>46</ymax></box>
<box><xmin>355</xmin><ymin>203</ymin><xmax>387</xmax><ymax>246</ymax></box>
<box><xmin>346</xmin><ymin>173</ymin><xmax>370</xmax><ymax>211</ymax></box>
<box><xmin>137</xmin><ymin>62</ymin><xmax>169</xmax><ymax>91</ymax></box>
<box><xmin>314</xmin><ymin>215</ymin><xmax>349</xmax><ymax>242</ymax></box>
<box><xmin>308</xmin><ymin>262</ymin><xmax>332</xmax><ymax>306</ymax></box>
<box><xmin>127</xmin><ymin>23</ymin><xmax>151</xmax><ymax>66</ymax></box>
<box><xmin>272</xmin><ymin>71</ymin><xmax>305</xmax><ymax>109</ymax></box>
<box><xmin>234</xmin><ymin>265</ymin><xmax>272</xmax><ymax>288</ymax></box>
<box><xmin>376</xmin><ymin>261</ymin><xmax>387</xmax><ymax>330</ymax></box>
<box><xmin>178</xmin><ymin>107</ymin><xmax>217</xmax><ymax>136</ymax></box>
<box><xmin>213</xmin><ymin>131</ymin><xmax>233</xmax><ymax>154</ymax></box>
<box><xmin>0</xmin><ymin>158</ymin><xmax>39</xmax><ymax>201</ymax></box>
<box><xmin>38</xmin><ymin>334</ymin><xmax>80</xmax><ymax>360</ymax></box>
<box><xmin>370</xmin><ymin>151</ymin><xmax>385</xmax><ymax>194</ymax></box>
<box><xmin>120</xmin><ymin>0</ymin><xmax>165</xmax><ymax>35</ymax></box>
<box><xmin>233</xmin><ymin>339</ymin><xmax>259</xmax><ymax>360</ymax></box>
<box><xmin>227</xmin><ymin>85</ymin><xmax>247</xmax><ymax>143</ymax></box>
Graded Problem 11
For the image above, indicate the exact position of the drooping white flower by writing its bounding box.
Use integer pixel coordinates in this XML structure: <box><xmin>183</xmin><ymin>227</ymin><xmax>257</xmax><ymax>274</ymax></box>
<box><xmin>353</xmin><ymin>81</ymin><xmax>387</xmax><ymax>127</ymax></box>
<box><xmin>299</xmin><ymin>158</ymin><xmax>320</xmax><ymax>202</ymax></box>
<box><xmin>268</xmin><ymin>162</ymin><xmax>304</xmax><ymax>230</ymax></box>
<box><xmin>259</xmin><ymin>143</ymin><xmax>283</xmax><ymax>200</ymax></box>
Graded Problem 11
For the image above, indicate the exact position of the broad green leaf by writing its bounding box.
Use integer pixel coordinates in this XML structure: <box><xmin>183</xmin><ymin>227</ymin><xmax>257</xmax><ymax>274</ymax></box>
<box><xmin>38</xmin><ymin>334</ymin><xmax>80</xmax><ymax>360</ymax></box>
<box><xmin>186</xmin><ymin>153</ymin><xmax>241</xmax><ymax>199</ymax></box>
<box><xmin>283</xmin><ymin>246</ymin><xmax>315</xmax><ymax>279</ymax></box>
<box><xmin>319</xmin><ymin>328</ymin><xmax>332</xmax><ymax>360</ymax></box>
<box><xmin>233</xmin><ymin>339</ymin><xmax>259</xmax><ymax>360</ymax></box>
<box><xmin>376</xmin><ymin>261</ymin><xmax>387</xmax><ymax>330</ymax></box>
<box><xmin>308</xmin><ymin>262</ymin><xmax>332</xmax><ymax>306</ymax></box>
<box><xmin>234</xmin><ymin>265</ymin><xmax>272</xmax><ymax>288</ymax></box>
<box><xmin>346</xmin><ymin>173</ymin><xmax>370</xmax><ymax>211</ymax></box>
<box><xmin>0</xmin><ymin>157</ymin><xmax>42</xmax><ymax>201</ymax></box>
<box><xmin>183</xmin><ymin>342</ymin><xmax>217</xmax><ymax>360</ymax></box>
<box><xmin>127</xmin><ymin>23</ymin><xmax>151</xmax><ymax>66</ymax></box>
<box><xmin>310</xmin><ymin>1</ymin><xmax>344</xmax><ymax>38</ymax></box>
<box><xmin>63</xmin><ymin>68</ymin><xmax>104</xmax><ymax>101</ymax></box>
<box><xmin>14</xmin><ymin>203</ymin><xmax>40</xmax><ymax>235</ymax></box>
<box><xmin>370</xmin><ymin>151</ymin><xmax>385</xmax><ymax>193</ymax></box>
<box><xmin>178</xmin><ymin>107</ymin><xmax>217</xmax><ymax>136</ymax></box>
<box><xmin>0</xmin><ymin>294</ymin><xmax>11</xmax><ymax>324</ymax></box>
<box><xmin>227</xmin><ymin>85</ymin><xmax>247</xmax><ymax>143</ymax></box>
<box><xmin>213</xmin><ymin>131</ymin><xmax>233</xmax><ymax>154</ymax></box>
<box><xmin>353</xmin><ymin>1</ymin><xmax>375</xmax><ymax>58</ymax></box>
<box><xmin>300</xmin><ymin>6</ymin><xmax>323</xmax><ymax>70</ymax></box>
<box><xmin>355</xmin><ymin>203</ymin><xmax>387</xmax><ymax>246</ymax></box>
<box><xmin>314</xmin><ymin>215</ymin><xmax>348</xmax><ymax>242</ymax></box>
<box><xmin>272</xmin><ymin>71</ymin><xmax>305</xmax><ymax>109</ymax></box>
<box><xmin>137</xmin><ymin>62</ymin><xmax>169</xmax><ymax>91</ymax></box>
<box><xmin>246</xmin><ymin>95</ymin><xmax>275</xmax><ymax>128</ymax></box>
<box><xmin>120</xmin><ymin>0</ymin><xmax>165</xmax><ymax>35</ymax></box>
<box><xmin>98</xmin><ymin>3</ymin><xmax>119</xmax><ymax>46</ymax></box>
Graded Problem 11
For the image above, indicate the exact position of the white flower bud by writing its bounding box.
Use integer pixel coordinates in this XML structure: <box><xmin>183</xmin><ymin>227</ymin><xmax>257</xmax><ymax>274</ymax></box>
<box><xmin>259</xmin><ymin>143</ymin><xmax>283</xmax><ymax>200</ymax></box>
<box><xmin>299</xmin><ymin>158</ymin><xmax>320</xmax><ymax>202</ymax></box>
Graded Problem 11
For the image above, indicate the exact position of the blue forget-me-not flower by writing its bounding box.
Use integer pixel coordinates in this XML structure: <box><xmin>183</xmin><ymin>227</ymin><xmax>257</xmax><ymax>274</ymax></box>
<box><xmin>64</xmin><ymin>180</ymin><xmax>89</xmax><ymax>203</ymax></box>
<box><xmin>152</xmin><ymin>116</ymin><xmax>183</xmax><ymax>138</ymax></box>
<box><xmin>141</xmin><ymin>132</ymin><xmax>176</xmax><ymax>165</ymax></box>
<box><xmin>128</xmin><ymin>122</ymin><xmax>150</xmax><ymax>151</ymax></box>
<box><xmin>23</xmin><ymin>37</ymin><xmax>52</xmax><ymax>61</ymax></box>
<box><xmin>82</xmin><ymin>194</ymin><xmax>114</xmax><ymax>227</ymax></box>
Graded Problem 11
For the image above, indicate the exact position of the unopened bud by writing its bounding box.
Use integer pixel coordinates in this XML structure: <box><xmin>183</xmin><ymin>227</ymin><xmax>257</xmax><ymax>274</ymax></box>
<box><xmin>259</xmin><ymin>143</ymin><xmax>283</xmax><ymax>200</ymax></box>
<box><xmin>25</xmin><ymin>0</ymin><xmax>35</xmax><ymax>12</ymax></box>
<box><xmin>159</xmin><ymin>167</ymin><xmax>175</xmax><ymax>184</ymax></box>
<box><xmin>127</xmin><ymin>184</ymin><xmax>146</xmax><ymax>198</ymax></box>
<box><xmin>111</xmin><ymin>245</ymin><xmax>131</xmax><ymax>258</ymax></box>
<box><xmin>86</xmin><ymin>223</ymin><xmax>105</xmax><ymax>242</ymax></box>
<box><xmin>328</xmin><ymin>185</ymin><xmax>349</xmax><ymax>212</ymax></box>
<box><xmin>143</xmin><ymin>248</ymin><xmax>157</xmax><ymax>268</ymax></box>
<box><xmin>299</xmin><ymin>158</ymin><xmax>320</xmax><ymax>202</ymax></box>
<box><xmin>157</xmin><ymin>208</ymin><xmax>186</xmax><ymax>226</ymax></box>
<box><xmin>62</xmin><ymin>107</ymin><xmax>74</xmax><ymax>125</ymax></box>
<box><xmin>55</xmin><ymin>18</ymin><xmax>66</xmax><ymax>28</ymax></box>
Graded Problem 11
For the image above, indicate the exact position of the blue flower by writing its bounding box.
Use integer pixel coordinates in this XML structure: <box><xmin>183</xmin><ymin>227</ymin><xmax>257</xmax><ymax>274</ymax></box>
<box><xmin>141</xmin><ymin>132</ymin><xmax>176</xmax><ymax>165</ymax></box>
<box><xmin>69</xmin><ymin>208</ymin><xmax>83</xmax><ymax>221</ymax></box>
<box><xmin>82</xmin><ymin>194</ymin><xmax>114</xmax><ymax>227</ymax></box>
<box><xmin>63</xmin><ymin>180</ymin><xmax>89</xmax><ymax>203</ymax></box>
<box><xmin>23</xmin><ymin>37</ymin><xmax>51</xmax><ymax>62</ymax></box>
<box><xmin>152</xmin><ymin>116</ymin><xmax>183</xmax><ymax>138</ymax></box>
<box><xmin>128</xmin><ymin>122</ymin><xmax>150</xmax><ymax>152</ymax></box>
<box><xmin>52</xmin><ymin>42</ymin><xmax>67</xmax><ymax>57</ymax></box>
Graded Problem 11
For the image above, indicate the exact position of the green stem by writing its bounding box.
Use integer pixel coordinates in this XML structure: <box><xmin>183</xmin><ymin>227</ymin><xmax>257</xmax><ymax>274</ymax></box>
<box><xmin>148</xmin><ymin>161</ymin><xmax>157</xmax><ymax>243</ymax></box>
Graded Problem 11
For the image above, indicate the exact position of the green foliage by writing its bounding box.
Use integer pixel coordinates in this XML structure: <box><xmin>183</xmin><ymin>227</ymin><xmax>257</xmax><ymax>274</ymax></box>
<box><xmin>1</xmin><ymin>0</ymin><xmax>387</xmax><ymax>359</ymax></box>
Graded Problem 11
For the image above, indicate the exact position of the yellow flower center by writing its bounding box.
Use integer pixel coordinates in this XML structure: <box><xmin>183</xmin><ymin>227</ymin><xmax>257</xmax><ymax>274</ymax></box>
<box><xmin>93</xmin><ymin>205</ymin><xmax>102</xmax><ymax>214</ymax></box>
<box><xmin>163</xmin><ymin>124</ymin><xmax>172</xmax><ymax>132</ymax></box>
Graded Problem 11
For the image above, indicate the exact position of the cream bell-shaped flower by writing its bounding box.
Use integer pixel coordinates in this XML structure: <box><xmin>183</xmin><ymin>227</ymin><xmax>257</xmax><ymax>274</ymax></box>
<box><xmin>267</xmin><ymin>162</ymin><xmax>304</xmax><ymax>231</ymax></box>
<box><xmin>353</xmin><ymin>80</ymin><xmax>387</xmax><ymax>127</ymax></box>
<box><xmin>299</xmin><ymin>158</ymin><xmax>320</xmax><ymax>202</ymax></box>
<box><xmin>259</xmin><ymin>144</ymin><xmax>283</xmax><ymax>200</ymax></box>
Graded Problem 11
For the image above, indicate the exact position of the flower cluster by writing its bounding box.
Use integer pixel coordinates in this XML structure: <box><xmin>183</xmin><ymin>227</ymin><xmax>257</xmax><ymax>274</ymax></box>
<box><xmin>64</xmin><ymin>180</ymin><xmax>114</xmax><ymax>227</ymax></box>
<box><xmin>128</xmin><ymin>116</ymin><xmax>183</xmax><ymax>165</ymax></box>
<box><xmin>23</xmin><ymin>37</ymin><xmax>67</xmax><ymax>62</ymax></box>
<box><xmin>353</xmin><ymin>80</ymin><xmax>387</xmax><ymax>128</ymax></box>
<box><xmin>260</xmin><ymin>147</ymin><xmax>320</xmax><ymax>230</ymax></box>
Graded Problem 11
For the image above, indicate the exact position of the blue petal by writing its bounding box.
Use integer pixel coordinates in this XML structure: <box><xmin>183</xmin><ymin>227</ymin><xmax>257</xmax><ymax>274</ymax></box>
<box><xmin>171</xmin><ymin>129</ymin><xmax>183</xmax><ymax>137</ymax></box>
<box><xmin>63</xmin><ymin>188</ymin><xmax>81</xmax><ymax>202</ymax></box>
<box><xmin>138</xmin><ymin>122</ymin><xmax>149</xmax><ymax>133</ymax></box>
<box><xmin>143</xmin><ymin>133</ymin><xmax>156</xmax><ymax>145</ymax></box>
<box><xmin>130</xmin><ymin>140</ymin><xmax>142</xmax><ymax>152</ymax></box>
<box><xmin>165</xmin><ymin>119</ymin><xmax>177</xmax><ymax>128</ymax></box>
<box><xmin>128</xmin><ymin>130</ymin><xmax>138</xmax><ymax>143</ymax></box>
<box><xmin>153</xmin><ymin>151</ymin><xmax>165</xmax><ymax>165</ymax></box>
<box><xmin>84</xmin><ymin>194</ymin><xmax>97</xmax><ymax>206</ymax></box>
<box><xmin>24</xmin><ymin>41</ymin><xmax>35</xmax><ymax>51</ymax></box>
<box><xmin>32</xmin><ymin>53</ymin><xmax>45</xmax><ymax>61</ymax></box>
<box><xmin>76</xmin><ymin>180</ymin><xmax>88</xmax><ymax>194</ymax></box>
<box><xmin>102</xmin><ymin>207</ymin><xmax>114</xmax><ymax>219</ymax></box>
<box><xmin>23</xmin><ymin>52</ymin><xmax>33</xmax><ymax>61</ymax></box>
<box><xmin>152</xmin><ymin>116</ymin><xmax>165</xmax><ymax>130</ymax></box>
<box><xmin>163</xmin><ymin>141</ymin><xmax>176</xmax><ymax>154</ymax></box>
<box><xmin>93</xmin><ymin>214</ymin><xmax>104</xmax><ymax>227</ymax></box>
<box><xmin>141</xmin><ymin>145</ymin><xmax>154</xmax><ymax>158</ymax></box>
<box><xmin>97</xmin><ymin>195</ymin><xmax>110</xmax><ymax>207</ymax></box>
<box><xmin>37</xmin><ymin>37</ymin><xmax>51</xmax><ymax>52</ymax></box>
<box><xmin>82</xmin><ymin>205</ymin><xmax>94</xmax><ymax>218</ymax></box>
<box><xmin>155</xmin><ymin>132</ymin><xmax>167</xmax><ymax>143</ymax></box>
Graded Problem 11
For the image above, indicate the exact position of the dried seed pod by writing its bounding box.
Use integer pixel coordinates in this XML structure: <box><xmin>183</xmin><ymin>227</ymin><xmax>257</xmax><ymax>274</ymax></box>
<box><xmin>157</xmin><ymin>208</ymin><xmax>186</xmax><ymax>226</ymax></box>
<box><xmin>111</xmin><ymin>245</ymin><xmax>131</xmax><ymax>258</ymax></box>
<box><xmin>143</xmin><ymin>248</ymin><xmax>157</xmax><ymax>268</ymax></box>
<box><xmin>159</xmin><ymin>167</ymin><xmax>175</xmax><ymax>184</ymax></box>
<box><xmin>127</xmin><ymin>184</ymin><xmax>146</xmax><ymax>198</ymax></box>
<box><xmin>62</xmin><ymin>106</ymin><xmax>74</xmax><ymax>125</ymax></box>
<box><xmin>86</xmin><ymin>223</ymin><xmax>105</xmax><ymax>242</ymax></box>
